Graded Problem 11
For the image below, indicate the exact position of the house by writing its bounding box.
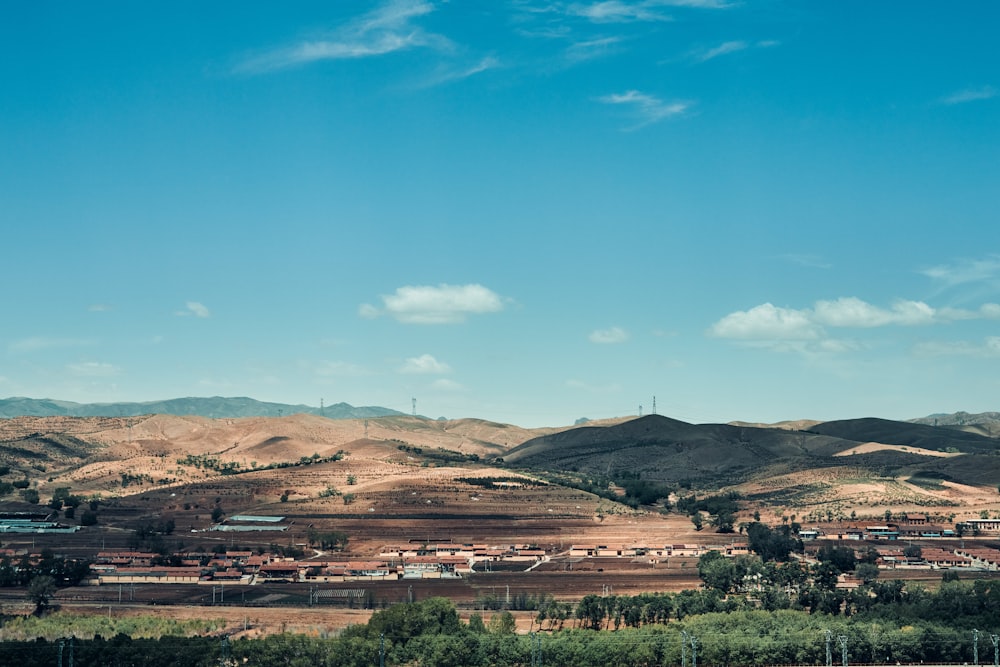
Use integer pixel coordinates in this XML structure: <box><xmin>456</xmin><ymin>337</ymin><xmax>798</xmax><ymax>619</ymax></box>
<box><xmin>967</xmin><ymin>519</ymin><xmax>1000</xmax><ymax>533</ymax></box>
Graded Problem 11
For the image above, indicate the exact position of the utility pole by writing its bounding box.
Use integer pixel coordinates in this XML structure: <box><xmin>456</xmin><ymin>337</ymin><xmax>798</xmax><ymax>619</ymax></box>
<box><xmin>975</xmin><ymin>629</ymin><xmax>981</xmax><ymax>666</ymax></box>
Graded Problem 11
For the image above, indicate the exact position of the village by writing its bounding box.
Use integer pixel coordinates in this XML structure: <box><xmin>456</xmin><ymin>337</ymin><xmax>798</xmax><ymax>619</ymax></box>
<box><xmin>3</xmin><ymin>511</ymin><xmax>997</xmax><ymax>594</ymax></box>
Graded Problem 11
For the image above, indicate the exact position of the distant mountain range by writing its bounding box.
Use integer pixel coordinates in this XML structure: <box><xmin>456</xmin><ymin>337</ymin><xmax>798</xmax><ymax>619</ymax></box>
<box><xmin>0</xmin><ymin>396</ymin><xmax>406</xmax><ymax>420</ymax></box>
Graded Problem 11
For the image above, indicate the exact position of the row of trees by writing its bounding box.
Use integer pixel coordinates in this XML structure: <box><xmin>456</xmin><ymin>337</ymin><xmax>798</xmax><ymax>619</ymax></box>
<box><xmin>3</xmin><ymin>594</ymin><xmax>995</xmax><ymax>666</ymax></box>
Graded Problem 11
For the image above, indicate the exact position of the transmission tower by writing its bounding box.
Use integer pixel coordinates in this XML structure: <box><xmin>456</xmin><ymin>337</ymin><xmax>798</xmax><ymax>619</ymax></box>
<box><xmin>989</xmin><ymin>633</ymin><xmax>998</xmax><ymax>667</ymax></box>
<box><xmin>320</xmin><ymin>398</ymin><xmax>324</xmax><ymax>417</ymax></box>
<box><xmin>826</xmin><ymin>630</ymin><xmax>833</xmax><ymax>667</ymax></box>
<box><xmin>412</xmin><ymin>397</ymin><xmax>417</xmax><ymax>416</ymax></box>
<box><xmin>681</xmin><ymin>631</ymin><xmax>689</xmax><ymax>667</ymax></box>
<box><xmin>838</xmin><ymin>635</ymin><xmax>848</xmax><ymax>667</ymax></box>
<box><xmin>975</xmin><ymin>629</ymin><xmax>980</xmax><ymax>666</ymax></box>
<box><xmin>652</xmin><ymin>396</ymin><xmax>657</xmax><ymax>415</ymax></box>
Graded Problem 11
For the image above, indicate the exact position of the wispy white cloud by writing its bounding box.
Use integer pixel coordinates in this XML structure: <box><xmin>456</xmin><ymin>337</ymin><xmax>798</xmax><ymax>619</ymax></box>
<box><xmin>565</xmin><ymin>36</ymin><xmax>625</xmax><ymax>62</ymax></box>
<box><xmin>565</xmin><ymin>0</ymin><xmax>731</xmax><ymax>22</ymax></box>
<box><xmin>235</xmin><ymin>0</ymin><xmax>447</xmax><ymax>74</ymax></box>
<box><xmin>940</xmin><ymin>85</ymin><xmax>997</xmax><ymax>106</ymax></box>
<box><xmin>914</xmin><ymin>337</ymin><xmax>1000</xmax><ymax>358</ymax></box>
<box><xmin>67</xmin><ymin>361</ymin><xmax>120</xmax><ymax>377</ymax></box>
<box><xmin>567</xmin><ymin>1</ymin><xmax>672</xmax><ymax>23</ymax></box>
<box><xmin>598</xmin><ymin>90</ymin><xmax>691</xmax><ymax>129</ymax></box>
<box><xmin>922</xmin><ymin>255</ymin><xmax>1000</xmax><ymax>286</ymax></box>
<box><xmin>695</xmin><ymin>40</ymin><xmax>747</xmax><ymax>62</ymax></box>
<box><xmin>418</xmin><ymin>56</ymin><xmax>500</xmax><ymax>87</ymax></box>
<box><xmin>362</xmin><ymin>283</ymin><xmax>507</xmax><ymax>324</ymax></box>
<box><xmin>176</xmin><ymin>301</ymin><xmax>211</xmax><ymax>318</ymax></box>
<box><xmin>589</xmin><ymin>326</ymin><xmax>630</xmax><ymax>344</ymax></box>
<box><xmin>656</xmin><ymin>0</ymin><xmax>733</xmax><ymax>6</ymax></box>
<box><xmin>400</xmin><ymin>353</ymin><xmax>452</xmax><ymax>374</ymax></box>
<box><xmin>691</xmin><ymin>38</ymin><xmax>778</xmax><ymax>63</ymax></box>
<box><xmin>88</xmin><ymin>304</ymin><xmax>113</xmax><ymax>312</ymax></box>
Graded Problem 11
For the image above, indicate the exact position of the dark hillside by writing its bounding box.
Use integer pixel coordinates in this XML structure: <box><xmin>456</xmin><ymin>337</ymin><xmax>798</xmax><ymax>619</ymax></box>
<box><xmin>505</xmin><ymin>415</ymin><xmax>860</xmax><ymax>484</ymax></box>
<box><xmin>809</xmin><ymin>417</ymin><xmax>1000</xmax><ymax>453</ymax></box>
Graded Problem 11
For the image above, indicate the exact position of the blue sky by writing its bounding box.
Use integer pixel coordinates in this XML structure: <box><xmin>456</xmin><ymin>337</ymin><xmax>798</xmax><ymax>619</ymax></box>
<box><xmin>2</xmin><ymin>1</ymin><xmax>999</xmax><ymax>427</ymax></box>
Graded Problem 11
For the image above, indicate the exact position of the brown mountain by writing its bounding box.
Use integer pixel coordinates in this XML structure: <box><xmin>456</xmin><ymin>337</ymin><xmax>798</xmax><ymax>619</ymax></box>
<box><xmin>504</xmin><ymin>414</ymin><xmax>1000</xmax><ymax>487</ymax></box>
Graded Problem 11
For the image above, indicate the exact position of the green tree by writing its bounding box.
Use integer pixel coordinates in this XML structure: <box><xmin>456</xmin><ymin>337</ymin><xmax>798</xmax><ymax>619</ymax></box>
<box><xmin>856</xmin><ymin>562</ymin><xmax>880</xmax><ymax>585</ymax></box>
<box><xmin>27</xmin><ymin>575</ymin><xmax>56</xmax><ymax>615</ymax></box>
<box><xmin>698</xmin><ymin>551</ymin><xmax>737</xmax><ymax>593</ymax></box>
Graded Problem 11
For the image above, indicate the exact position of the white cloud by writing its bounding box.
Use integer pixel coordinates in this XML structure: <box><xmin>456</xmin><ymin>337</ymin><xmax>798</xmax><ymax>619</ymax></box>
<box><xmin>940</xmin><ymin>85</ymin><xmax>997</xmax><ymax>106</ymax></box>
<box><xmin>419</xmin><ymin>56</ymin><xmax>500</xmax><ymax>87</ymax></box>
<box><xmin>177</xmin><ymin>301</ymin><xmax>211</xmax><ymax>318</ymax></box>
<box><xmin>914</xmin><ymin>337</ymin><xmax>1000</xmax><ymax>358</ymax></box>
<box><xmin>922</xmin><ymin>255</ymin><xmax>1000</xmax><ymax>286</ymax></box>
<box><xmin>656</xmin><ymin>0</ymin><xmax>733</xmax><ymax>6</ymax></box>
<box><xmin>400</xmin><ymin>353</ymin><xmax>452</xmax><ymax>374</ymax></box>
<box><xmin>696</xmin><ymin>40</ymin><xmax>747</xmax><ymax>62</ymax></box>
<box><xmin>715</xmin><ymin>297</ymin><xmax>998</xmax><ymax>343</ymax></box>
<box><xmin>979</xmin><ymin>303</ymin><xmax>1000</xmax><ymax>318</ymax></box>
<box><xmin>88</xmin><ymin>304</ymin><xmax>113</xmax><ymax>312</ymax></box>
<box><xmin>568</xmin><ymin>1</ymin><xmax>672</xmax><ymax>23</ymax></box>
<box><xmin>813</xmin><ymin>297</ymin><xmax>936</xmax><ymax>327</ymax></box>
<box><xmin>235</xmin><ymin>0</ymin><xmax>446</xmax><ymax>74</ymax></box>
<box><xmin>708</xmin><ymin>303</ymin><xmax>822</xmax><ymax>340</ymax></box>
<box><xmin>565</xmin><ymin>36</ymin><xmax>624</xmax><ymax>62</ymax></box>
<box><xmin>67</xmin><ymin>361</ymin><xmax>120</xmax><ymax>377</ymax></box>
<box><xmin>691</xmin><ymin>38</ymin><xmax>779</xmax><ymax>63</ymax></box>
<box><xmin>365</xmin><ymin>283</ymin><xmax>506</xmax><ymax>324</ymax></box>
<box><xmin>589</xmin><ymin>327</ymin><xmax>629</xmax><ymax>344</ymax></box>
<box><xmin>598</xmin><ymin>90</ymin><xmax>691</xmax><ymax>129</ymax></box>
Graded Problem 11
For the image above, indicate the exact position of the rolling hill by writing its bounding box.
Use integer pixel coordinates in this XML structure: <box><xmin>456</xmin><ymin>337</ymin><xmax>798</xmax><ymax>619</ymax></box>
<box><xmin>505</xmin><ymin>414</ymin><xmax>1000</xmax><ymax>488</ymax></box>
